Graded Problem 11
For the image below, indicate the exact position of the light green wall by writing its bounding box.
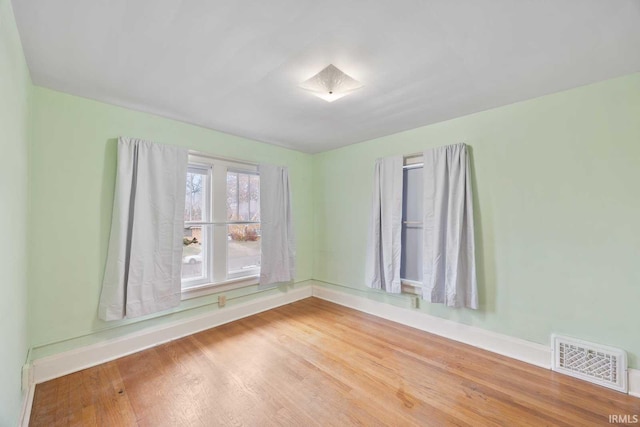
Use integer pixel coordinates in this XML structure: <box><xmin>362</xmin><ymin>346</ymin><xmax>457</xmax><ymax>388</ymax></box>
<box><xmin>313</xmin><ymin>73</ymin><xmax>640</xmax><ymax>367</ymax></box>
<box><xmin>0</xmin><ymin>0</ymin><xmax>31</xmax><ymax>424</ymax></box>
<box><xmin>29</xmin><ymin>87</ymin><xmax>314</xmax><ymax>354</ymax></box>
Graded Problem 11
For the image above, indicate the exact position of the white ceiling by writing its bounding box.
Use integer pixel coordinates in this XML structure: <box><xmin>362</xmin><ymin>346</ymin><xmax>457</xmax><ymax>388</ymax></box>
<box><xmin>13</xmin><ymin>0</ymin><xmax>640</xmax><ymax>153</ymax></box>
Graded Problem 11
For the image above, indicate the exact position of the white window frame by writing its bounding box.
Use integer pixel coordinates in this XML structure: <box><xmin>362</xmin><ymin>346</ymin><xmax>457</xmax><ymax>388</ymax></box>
<box><xmin>181</xmin><ymin>153</ymin><xmax>260</xmax><ymax>299</ymax></box>
<box><xmin>401</xmin><ymin>154</ymin><xmax>423</xmax><ymax>294</ymax></box>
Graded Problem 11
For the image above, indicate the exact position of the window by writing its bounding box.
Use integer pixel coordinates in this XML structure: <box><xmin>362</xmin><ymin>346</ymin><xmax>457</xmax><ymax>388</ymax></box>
<box><xmin>400</xmin><ymin>157</ymin><xmax>423</xmax><ymax>291</ymax></box>
<box><xmin>181</xmin><ymin>154</ymin><xmax>260</xmax><ymax>293</ymax></box>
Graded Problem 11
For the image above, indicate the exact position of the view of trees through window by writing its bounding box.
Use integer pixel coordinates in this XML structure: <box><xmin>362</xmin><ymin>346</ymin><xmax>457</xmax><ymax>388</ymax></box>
<box><xmin>226</xmin><ymin>171</ymin><xmax>260</xmax><ymax>275</ymax></box>
<box><xmin>185</xmin><ymin>172</ymin><xmax>204</xmax><ymax>222</ymax></box>
<box><xmin>182</xmin><ymin>169</ymin><xmax>208</xmax><ymax>281</ymax></box>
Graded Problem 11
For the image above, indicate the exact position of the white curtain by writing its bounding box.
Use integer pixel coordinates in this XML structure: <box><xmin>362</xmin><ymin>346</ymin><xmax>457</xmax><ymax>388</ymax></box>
<box><xmin>422</xmin><ymin>143</ymin><xmax>478</xmax><ymax>309</ymax></box>
<box><xmin>258</xmin><ymin>164</ymin><xmax>295</xmax><ymax>288</ymax></box>
<box><xmin>365</xmin><ymin>156</ymin><xmax>403</xmax><ymax>293</ymax></box>
<box><xmin>98</xmin><ymin>137</ymin><xmax>188</xmax><ymax>321</ymax></box>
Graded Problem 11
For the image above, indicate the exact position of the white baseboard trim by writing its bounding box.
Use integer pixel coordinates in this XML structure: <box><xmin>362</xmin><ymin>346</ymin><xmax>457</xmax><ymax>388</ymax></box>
<box><xmin>19</xmin><ymin>383</ymin><xmax>35</xmax><ymax>427</ymax></box>
<box><xmin>30</xmin><ymin>285</ymin><xmax>312</xmax><ymax>385</ymax></box>
<box><xmin>22</xmin><ymin>279</ymin><xmax>640</xmax><ymax>418</ymax></box>
<box><xmin>311</xmin><ymin>282</ymin><xmax>640</xmax><ymax>398</ymax></box>
<box><xmin>629</xmin><ymin>368</ymin><xmax>640</xmax><ymax>398</ymax></box>
<box><xmin>311</xmin><ymin>282</ymin><xmax>551</xmax><ymax>369</ymax></box>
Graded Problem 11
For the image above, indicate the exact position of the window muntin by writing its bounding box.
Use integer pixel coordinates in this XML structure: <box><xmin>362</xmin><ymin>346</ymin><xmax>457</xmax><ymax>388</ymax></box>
<box><xmin>181</xmin><ymin>156</ymin><xmax>260</xmax><ymax>292</ymax></box>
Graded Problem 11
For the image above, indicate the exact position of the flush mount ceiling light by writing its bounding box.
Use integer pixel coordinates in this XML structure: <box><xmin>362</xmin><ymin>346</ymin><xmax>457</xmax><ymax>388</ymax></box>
<box><xmin>299</xmin><ymin>64</ymin><xmax>363</xmax><ymax>102</ymax></box>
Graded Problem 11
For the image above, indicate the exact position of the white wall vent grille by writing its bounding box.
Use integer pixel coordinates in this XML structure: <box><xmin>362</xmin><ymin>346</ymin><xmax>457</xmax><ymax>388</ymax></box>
<box><xmin>552</xmin><ymin>334</ymin><xmax>627</xmax><ymax>393</ymax></box>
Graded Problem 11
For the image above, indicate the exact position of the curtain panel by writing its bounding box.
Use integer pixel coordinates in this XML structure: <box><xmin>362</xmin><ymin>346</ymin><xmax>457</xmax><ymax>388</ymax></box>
<box><xmin>365</xmin><ymin>156</ymin><xmax>403</xmax><ymax>293</ymax></box>
<box><xmin>98</xmin><ymin>137</ymin><xmax>188</xmax><ymax>320</ymax></box>
<box><xmin>258</xmin><ymin>163</ymin><xmax>295</xmax><ymax>288</ymax></box>
<box><xmin>422</xmin><ymin>143</ymin><xmax>478</xmax><ymax>309</ymax></box>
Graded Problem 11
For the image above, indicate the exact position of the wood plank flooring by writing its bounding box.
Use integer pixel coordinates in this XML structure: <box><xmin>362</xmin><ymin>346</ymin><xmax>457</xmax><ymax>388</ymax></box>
<box><xmin>30</xmin><ymin>298</ymin><xmax>640</xmax><ymax>426</ymax></box>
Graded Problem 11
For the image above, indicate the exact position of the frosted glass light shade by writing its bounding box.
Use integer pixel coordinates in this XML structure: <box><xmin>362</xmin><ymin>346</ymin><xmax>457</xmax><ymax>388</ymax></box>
<box><xmin>299</xmin><ymin>64</ymin><xmax>363</xmax><ymax>102</ymax></box>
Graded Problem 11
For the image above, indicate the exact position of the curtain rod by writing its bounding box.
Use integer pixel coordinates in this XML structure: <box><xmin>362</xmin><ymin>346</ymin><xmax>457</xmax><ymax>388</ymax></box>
<box><xmin>404</xmin><ymin>143</ymin><xmax>467</xmax><ymax>159</ymax></box>
<box><xmin>403</xmin><ymin>163</ymin><xmax>423</xmax><ymax>169</ymax></box>
<box><xmin>189</xmin><ymin>149</ymin><xmax>258</xmax><ymax>167</ymax></box>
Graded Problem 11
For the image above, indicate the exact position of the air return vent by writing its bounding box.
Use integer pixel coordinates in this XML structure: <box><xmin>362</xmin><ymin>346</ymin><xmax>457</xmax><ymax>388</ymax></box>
<box><xmin>552</xmin><ymin>334</ymin><xmax>627</xmax><ymax>392</ymax></box>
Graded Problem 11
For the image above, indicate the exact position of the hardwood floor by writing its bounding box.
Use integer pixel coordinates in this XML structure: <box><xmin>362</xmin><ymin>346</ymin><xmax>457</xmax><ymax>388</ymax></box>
<box><xmin>30</xmin><ymin>298</ymin><xmax>640</xmax><ymax>426</ymax></box>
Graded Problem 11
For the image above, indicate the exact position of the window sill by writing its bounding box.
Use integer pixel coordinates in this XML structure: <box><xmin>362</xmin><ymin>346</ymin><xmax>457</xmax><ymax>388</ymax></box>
<box><xmin>401</xmin><ymin>279</ymin><xmax>421</xmax><ymax>295</ymax></box>
<box><xmin>181</xmin><ymin>275</ymin><xmax>259</xmax><ymax>300</ymax></box>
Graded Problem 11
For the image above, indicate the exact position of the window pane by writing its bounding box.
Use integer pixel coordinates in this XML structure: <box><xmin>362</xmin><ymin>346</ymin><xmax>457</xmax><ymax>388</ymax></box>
<box><xmin>238</xmin><ymin>173</ymin><xmax>250</xmax><ymax>221</ymax></box>
<box><xmin>228</xmin><ymin>224</ymin><xmax>261</xmax><ymax>275</ymax></box>
<box><xmin>249</xmin><ymin>174</ymin><xmax>260</xmax><ymax>221</ymax></box>
<box><xmin>226</xmin><ymin>172</ymin><xmax>238</xmax><ymax>220</ymax></box>
<box><xmin>401</xmin><ymin>226</ymin><xmax>423</xmax><ymax>282</ymax></box>
<box><xmin>182</xmin><ymin>226</ymin><xmax>206</xmax><ymax>283</ymax></box>
<box><xmin>402</xmin><ymin>167</ymin><xmax>423</xmax><ymax>222</ymax></box>
<box><xmin>226</xmin><ymin>171</ymin><xmax>259</xmax><ymax>222</ymax></box>
<box><xmin>185</xmin><ymin>169</ymin><xmax>208</xmax><ymax>222</ymax></box>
